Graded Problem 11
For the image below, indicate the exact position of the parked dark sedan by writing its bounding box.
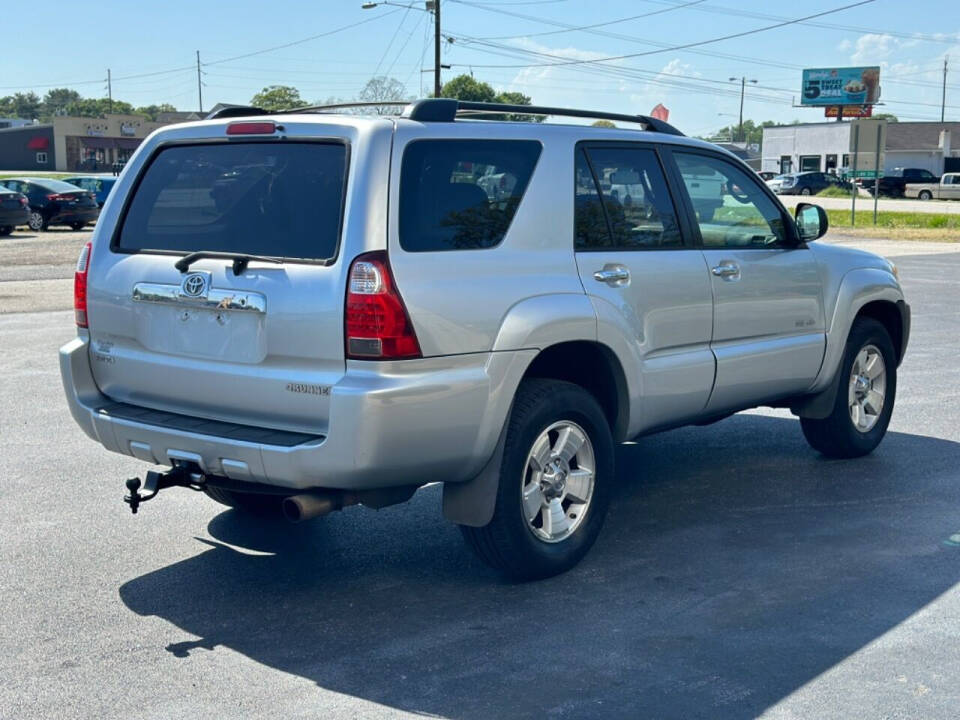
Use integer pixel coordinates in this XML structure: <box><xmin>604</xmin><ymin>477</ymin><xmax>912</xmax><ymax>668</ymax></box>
<box><xmin>62</xmin><ymin>175</ymin><xmax>117</xmax><ymax>207</ymax></box>
<box><xmin>766</xmin><ymin>171</ymin><xmax>851</xmax><ymax>196</ymax></box>
<box><xmin>0</xmin><ymin>188</ymin><xmax>30</xmax><ymax>236</ymax></box>
<box><xmin>0</xmin><ymin>178</ymin><xmax>99</xmax><ymax>231</ymax></box>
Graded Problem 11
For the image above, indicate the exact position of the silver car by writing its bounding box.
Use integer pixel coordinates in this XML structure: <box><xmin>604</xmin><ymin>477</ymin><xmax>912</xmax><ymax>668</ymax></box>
<box><xmin>60</xmin><ymin>99</ymin><xmax>910</xmax><ymax>580</ymax></box>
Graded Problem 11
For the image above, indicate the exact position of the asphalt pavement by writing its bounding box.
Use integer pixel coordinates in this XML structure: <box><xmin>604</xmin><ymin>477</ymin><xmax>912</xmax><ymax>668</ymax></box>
<box><xmin>2</xmin><ymin>240</ymin><xmax>959</xmax><ymax>719</ymax></box>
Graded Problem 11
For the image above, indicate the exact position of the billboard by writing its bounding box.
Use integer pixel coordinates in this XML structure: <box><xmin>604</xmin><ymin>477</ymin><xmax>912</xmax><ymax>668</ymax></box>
<box><xmin>801</xmin><ymin>66</ymin><xmax>880</xmax><ymax>106</ymax></box>
<box><xmin>825</xmin><ymin>105</ymin><xmax>873</xmax><ymax>118</ymax></box>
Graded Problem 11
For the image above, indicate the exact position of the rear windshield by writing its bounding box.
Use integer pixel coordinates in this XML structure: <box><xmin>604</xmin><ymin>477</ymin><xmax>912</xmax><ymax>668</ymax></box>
<box><xmin>399</xmin><ymin>139</ymin><xmax>541</xmax><ymax>252</ymax></box>
<box><xmin>116</xmin><ymin>142</ymin><xmax>347</xmax><ymax>261</ymax></box>
<box><xmin>37</xmin><ymin>179</ymin><xmax>88</xmax><ymax>193</ymax></box>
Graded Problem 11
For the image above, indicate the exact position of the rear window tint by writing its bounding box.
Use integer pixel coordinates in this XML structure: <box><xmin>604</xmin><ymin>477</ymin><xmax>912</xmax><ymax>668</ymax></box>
<box><xmin>116</xmin><ymin>142</ymin><xmax>347</xmax><ymax>261</ymax></box>
<box><xmin>399</xmin><ymin>139</ymin><xmax>541</xmax><ymax>252</ymax></box>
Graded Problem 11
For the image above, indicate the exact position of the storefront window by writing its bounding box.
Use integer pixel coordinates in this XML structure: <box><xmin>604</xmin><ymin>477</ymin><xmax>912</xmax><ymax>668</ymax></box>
<box><xmin>799</xmin><ymin>155</ymin><xmax>821</xmax><ymax>172</ymax></box>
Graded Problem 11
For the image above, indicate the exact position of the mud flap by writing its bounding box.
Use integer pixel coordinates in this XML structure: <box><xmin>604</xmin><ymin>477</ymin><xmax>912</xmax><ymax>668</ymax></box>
<box><xmin>442</xmin><ymin>418</ymin><xmax>509</xmax><ymax>528</ymax></box>
<box><xmin>791</xmin><ymin>361</ymin><xmax>844</xmax><ymax>420</ymax></box>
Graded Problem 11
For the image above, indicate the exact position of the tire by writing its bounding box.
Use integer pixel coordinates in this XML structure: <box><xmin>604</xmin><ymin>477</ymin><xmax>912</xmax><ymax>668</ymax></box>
<box><xmin>918</xmin><ymin>191</ymin><xmax>933</xmax><ymax>201</ymax></box>
<box><xmin>27</xmin><ymin>211</ymin><xmax>47</xmax><ymax>232</ymax></box>
<box><xmin>0</xmin><ymin>226</ymin><xmax>12</xmax><ymax>236</ymax></box>
<box><xmin>800</xmin><ymin>318</ymin><xmax>897</xmax><ymax>459</ymax></box>
<box><xmin>203</xmin><ymin>485</ymin><xmax>287</xmax><ymax>515</ymax></box>
<box><xmin>460</xmin><ymin>379</ymin><xmax>614</xmax><ymax>581</ymax></box>
<box><xmin>800</xmin><ymin>187</ymin><xmax>812</xmax><ymax>196</ymax></box>
<box><xmin>70</xmin><ymin>222</ymin><xmax>86</xmax><ymax>230</ymax></box>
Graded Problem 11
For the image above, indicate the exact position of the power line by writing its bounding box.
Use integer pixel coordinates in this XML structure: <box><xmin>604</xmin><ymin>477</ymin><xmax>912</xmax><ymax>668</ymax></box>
<box><xmin>448</xmin><ymin>0</ymin><xmax>877</xmax><ymax>69</ymax></box>
<box><xmin>472</xmin><ymin>0</ymin><xmax>709</xmax><ymax>41</ymax></box>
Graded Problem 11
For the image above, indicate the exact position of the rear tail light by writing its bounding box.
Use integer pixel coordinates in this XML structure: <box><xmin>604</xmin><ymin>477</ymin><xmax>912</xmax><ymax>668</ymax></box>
<box><xmin>345</xmin><ymin>251</ymin><xmax>421</xmax><ymax>359</ymax></box>
<box><xmin>74</xmin><ymin>241</ymin><xmax>91</xmax><ymax>328</ymax></box>
<box><xmin>46</xmin><ymin>193</ymin><xmax>76</xmax><ymax>201</ymax></box>
<box><xmin>19</xmin><ymin>196</ymin><xmax>27</xmax><ymax>206</ymax></box>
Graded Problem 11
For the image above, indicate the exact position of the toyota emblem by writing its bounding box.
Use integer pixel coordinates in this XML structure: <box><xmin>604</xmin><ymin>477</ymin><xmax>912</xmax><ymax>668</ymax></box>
<box><xmin>181</xmin><ymin>273</ymin><xmax>208</xmax><ymax>298</ymax></box>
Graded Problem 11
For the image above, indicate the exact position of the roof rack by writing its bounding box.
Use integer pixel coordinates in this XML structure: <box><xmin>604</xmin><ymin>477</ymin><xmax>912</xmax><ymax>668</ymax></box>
<box><xmin>204</xmin><ymin>99</ymin><xmax>684</xmax><ymax>136</ymax></box>
<box><xmin>401</xmin><ymin>99</ymin><xmax>684</xmax><ymax>136</ymax></box>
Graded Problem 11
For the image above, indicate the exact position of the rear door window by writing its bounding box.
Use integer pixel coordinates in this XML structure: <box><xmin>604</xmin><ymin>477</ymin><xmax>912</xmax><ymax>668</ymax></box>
<box><xmin>575</xmin><ymin>145</ymin><xmax>683</xmax><ymax>250</ymax></box>
<box><xmin>399</xmin><ymin>139</ymin><xmax>541</xmax><ymax>252</ymax></box>
<box><xmin>116</xmin><ymin>142</ymin><xmax>348</xmax><ymax>262</ymax></box>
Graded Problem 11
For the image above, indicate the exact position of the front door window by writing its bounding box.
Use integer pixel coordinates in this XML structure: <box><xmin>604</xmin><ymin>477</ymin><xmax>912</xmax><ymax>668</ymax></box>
<box><xmin>674</xmin><ymin>153</ymin><xmax>789</xmax><ymax>248</ymax></box>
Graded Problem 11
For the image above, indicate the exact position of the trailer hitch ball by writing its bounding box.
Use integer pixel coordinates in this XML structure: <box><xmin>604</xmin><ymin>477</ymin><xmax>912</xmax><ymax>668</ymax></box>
<box><xmin>125</xmin><ymin>477</ymin><xmax>144</xmax><ymax>514</ymax></box>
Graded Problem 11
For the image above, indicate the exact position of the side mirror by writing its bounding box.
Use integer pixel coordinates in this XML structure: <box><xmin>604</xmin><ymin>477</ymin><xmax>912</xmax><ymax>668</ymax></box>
<box><xmin>795</xmin><ymin>202</ymin><xmax>828</xmax><ymax>242</ymax></box>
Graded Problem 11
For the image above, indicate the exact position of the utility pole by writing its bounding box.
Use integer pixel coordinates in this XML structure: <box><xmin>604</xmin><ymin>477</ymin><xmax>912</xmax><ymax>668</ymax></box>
<box><xmin>433</xmin><ymin>0</ymin><xmax>442</xmax><ymax>97</ymax></box>
<box><xmin>943</xmin><ymin>56</ymin><xmax>949</xmax><ymax>123</ymax></box>
<box><xmin>197</xmin><ymin>51</ymin><xmax>204</xmax><ymax>114</ymax></box>
<box><xmin>729</xmin><ymin>76</ymin><xmax>757</xmax><ymax>142</ymax></box>
<box><xmin>107</xmin><ymin>69</ymin><xmax>113</xmax><ymax>114</ymax></box>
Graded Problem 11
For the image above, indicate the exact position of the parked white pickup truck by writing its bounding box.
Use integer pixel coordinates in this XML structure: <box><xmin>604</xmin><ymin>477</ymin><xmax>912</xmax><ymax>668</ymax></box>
<box><xmin>905</xmin><ymin>172</ymin><xmax>960</xmax><ymax>200</ymax></box>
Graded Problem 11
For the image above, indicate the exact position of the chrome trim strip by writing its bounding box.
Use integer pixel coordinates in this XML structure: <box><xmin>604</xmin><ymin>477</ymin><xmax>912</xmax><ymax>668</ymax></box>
<box><xmin>132</xmin><ymin>282</ymin><xmax>266</xmax><ymax>314</ymax></box>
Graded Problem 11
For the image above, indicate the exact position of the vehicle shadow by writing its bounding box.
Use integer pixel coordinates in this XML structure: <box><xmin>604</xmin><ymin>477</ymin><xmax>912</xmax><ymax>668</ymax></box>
<box><xmin>119</xmin><ymin>415</ymin><xmax>960</xmax><ymax>718</ymax></box>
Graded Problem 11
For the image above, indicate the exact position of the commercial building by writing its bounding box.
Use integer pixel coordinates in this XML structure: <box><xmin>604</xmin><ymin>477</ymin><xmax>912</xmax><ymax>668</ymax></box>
<box><xmin>0</xmin><ymin>114</ymin><xmax>167</xmax><ymax>172</ymax></box>
<box><xmin>762</xmin><ymin>121</ymin><xmax>960</xmax><ymax>177</ymax></box>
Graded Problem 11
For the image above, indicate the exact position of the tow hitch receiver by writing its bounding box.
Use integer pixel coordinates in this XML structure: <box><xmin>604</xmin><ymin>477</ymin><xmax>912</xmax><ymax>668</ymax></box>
<box><xmin>124</xmin><ymin>464</ymin><xmax>205</xmax><ymax>514</ymax></box>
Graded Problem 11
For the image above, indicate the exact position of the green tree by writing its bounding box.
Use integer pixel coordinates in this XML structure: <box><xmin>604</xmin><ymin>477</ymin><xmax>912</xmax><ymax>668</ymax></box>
<box><xmin>42</xmin><ymin>88</ymin><xmax>81</xmax><ymax>118</ymax></box>
<box><xmin>250</xmin><ymin>85</ymin><xmax>308</xmax><ymax>112</ymax></box>
<box><xmin>134</xmin><ymin>103</ymin><xmax>177</xmax><ymax>121</ymax></box>
<box><xmin>439</xmin><ymin>74</ymin><xmax>539</xmax><ymax>121</ymax></box>
<box><xmin>702</xmin><ymin>119</ymin><xmax>781</xmax><ymax>145</ymax></box>
<box><xmin>358</xmin><ymin>76</ymin><xmax>410</xmax><ymax>115</ymax></box>
<box><xmin>873</xmin><ymin>113</ymin><xmax>898</xmax><ymax>122</ymax></box>
<box><xmin>64</xmin><ymin>98</ymin><xmax>134</xmax><ymax>117</ymax></box>
<box><xmin>592</xmin><ymin>119</ymin><xmax>616</xmax><ymax>128</ymax></box>
<box><xmin>0</xmin><ymin>92</ymin><xmax>42</xmax><ymax>120</ymax></box>
<box><xmin>439</xmin><ymin>74</ymin><xmax>497</xmax><ymax>102</ymax></box>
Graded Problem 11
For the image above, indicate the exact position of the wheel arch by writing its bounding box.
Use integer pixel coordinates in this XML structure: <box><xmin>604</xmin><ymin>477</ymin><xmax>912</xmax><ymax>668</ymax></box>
<box><xmin>520</xmin><ymin>340</ymin><xmax>629</xmax><ymax>443</ymax></box>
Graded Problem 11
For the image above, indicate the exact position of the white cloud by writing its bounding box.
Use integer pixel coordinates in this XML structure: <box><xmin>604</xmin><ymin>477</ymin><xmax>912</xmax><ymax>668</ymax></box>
<box><xmin>850</xmin><ymin>33</ymin><xmax>896</xmax><ymax>64</ymax></box>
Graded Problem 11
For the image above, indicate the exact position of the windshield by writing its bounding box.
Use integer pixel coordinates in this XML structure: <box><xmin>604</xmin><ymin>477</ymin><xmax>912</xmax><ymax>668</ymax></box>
<box><xmin>116</xmin><ymin>142</ymin><xmax>348</xmax><ymax>262</ymax></box>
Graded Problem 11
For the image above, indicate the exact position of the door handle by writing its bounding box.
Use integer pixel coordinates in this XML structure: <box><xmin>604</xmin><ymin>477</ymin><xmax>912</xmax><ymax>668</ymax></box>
<box><xmin>711</xmin><ymin>263</ymin><xmax>740</xmax><ymax>280</ymax></box>
<box><xmin>593</xmin><ymin>267</ymin><xmax>631</xmax><ymax>285</ymax></box>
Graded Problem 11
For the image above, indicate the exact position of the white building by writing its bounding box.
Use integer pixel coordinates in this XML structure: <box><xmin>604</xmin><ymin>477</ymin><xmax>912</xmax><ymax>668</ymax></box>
<box><xmin>762</xmin><ymin>121</ymin><xmax>960</xmax><ymax>176</ymax></box>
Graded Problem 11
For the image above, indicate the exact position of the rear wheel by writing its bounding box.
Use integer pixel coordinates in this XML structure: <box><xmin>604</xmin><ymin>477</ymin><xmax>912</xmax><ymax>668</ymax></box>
<box><xmin>460</xmin><ymin>379</ymin><xmax>614</xmax><ymax>581</ymax></box>
<box><xmin>70</xmin><ymin>222</ymin><xmax>86</xmax><ymax>230</ymax></box>
<box><xmin>918</xmin><ymin>190</ymin><xmax>933</xmax><ymax>200</ymax></box>
<box><xmin>203</xmin><ymin>486</ymin><xmax>287</xmax><ymax>515</ymax></box>
<box><xmin>0</xmin><ymin>226</ymin><xmax>12</xmax><ymax>236</ymax></box>
<box><xmin>800</xmin><ymin>318</ymin><xmax>896</xmax><ymax>458</ymax></box>
<box><xmin>27</xmin><ymin>211</ymin><xmax>47</xmax><ymax>232</ymax></box>
<box><xmin>800</xmin><ymin>187</ymin><xmax>812</xmax><ymax>196</ymax></box>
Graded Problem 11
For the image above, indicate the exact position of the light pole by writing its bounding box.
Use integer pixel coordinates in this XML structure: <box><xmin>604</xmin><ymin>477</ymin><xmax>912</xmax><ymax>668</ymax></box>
<box><xmin>729</xmin><ymin>76</ymin><xmax>758</xmax><ymax>143</ymax></box>
<box><xmin>363</xmin><ymin>1</ymin><xmax>442</xmax><ymax>96</ymax></box>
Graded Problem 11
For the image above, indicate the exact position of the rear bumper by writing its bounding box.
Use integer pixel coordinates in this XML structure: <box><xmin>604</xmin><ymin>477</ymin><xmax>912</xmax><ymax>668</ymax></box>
<box><xmin>60</xmin><ymin>336</ymin><xmax>533</xmax><ymax>491</ymax></box>
<box><xmin>48</xmin><ymin>207</ymin><xmax>99</xmax><ymax>224</ymax></box>
<box><xmin>0</xmin><ymin>208</ymin><xmax>28</xmax><ymax>226</ymax></box>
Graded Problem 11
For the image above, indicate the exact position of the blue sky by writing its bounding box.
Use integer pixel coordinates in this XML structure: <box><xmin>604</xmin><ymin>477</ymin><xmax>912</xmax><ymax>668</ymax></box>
<box><xmin>4</xmin><ymin>0</ymin><xmax>958</xmax><ymax>135</ymax></box>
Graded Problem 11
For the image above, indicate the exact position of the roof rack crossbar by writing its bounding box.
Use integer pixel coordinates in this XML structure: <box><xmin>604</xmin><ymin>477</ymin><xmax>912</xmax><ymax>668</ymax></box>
<box><xmin>402</xmin><ymin>99</ymin><xmax>684</xmax><ymax>136</ymax></box>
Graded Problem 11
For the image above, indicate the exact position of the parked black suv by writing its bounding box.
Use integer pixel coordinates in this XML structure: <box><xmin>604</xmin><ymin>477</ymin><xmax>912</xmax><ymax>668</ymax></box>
<box><xmin>859</xmin><ymin>168</ymin><xmax>938</xmax><ymax>198</ymax></box>
<box><xmin>0</xmin><ymin>178</ymin><xmax>99</xmax><ymax>231</ymax></box>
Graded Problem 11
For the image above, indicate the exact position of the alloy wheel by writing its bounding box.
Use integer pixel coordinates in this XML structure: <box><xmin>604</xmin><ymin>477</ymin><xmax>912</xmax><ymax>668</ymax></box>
<box><xmin>521</xmin><ymin>420</ymin><xmax>596</xmax><ymax>543</ymax></box>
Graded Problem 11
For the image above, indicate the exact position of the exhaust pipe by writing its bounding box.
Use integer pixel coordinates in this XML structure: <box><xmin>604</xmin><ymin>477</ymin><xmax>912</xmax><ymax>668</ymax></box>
<box><xmin>282</xmin><ymin>490</ymin><xmax>357</xmax><ymax>523</ymax></box>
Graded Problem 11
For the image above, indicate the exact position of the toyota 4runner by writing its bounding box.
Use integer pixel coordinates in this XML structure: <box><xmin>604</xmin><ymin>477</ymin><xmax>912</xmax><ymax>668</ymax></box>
<box><xmin>60</xmin><ymin>99</ymin><xmax>910</xmax><ymax>580</ymax></box>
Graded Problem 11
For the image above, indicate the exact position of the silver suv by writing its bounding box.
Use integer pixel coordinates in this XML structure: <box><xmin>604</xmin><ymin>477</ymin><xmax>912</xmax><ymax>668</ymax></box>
<box><xmin>60</xmin><ymin>99</ymin><xmax>910</xmax><ymax>580</ymax></box>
